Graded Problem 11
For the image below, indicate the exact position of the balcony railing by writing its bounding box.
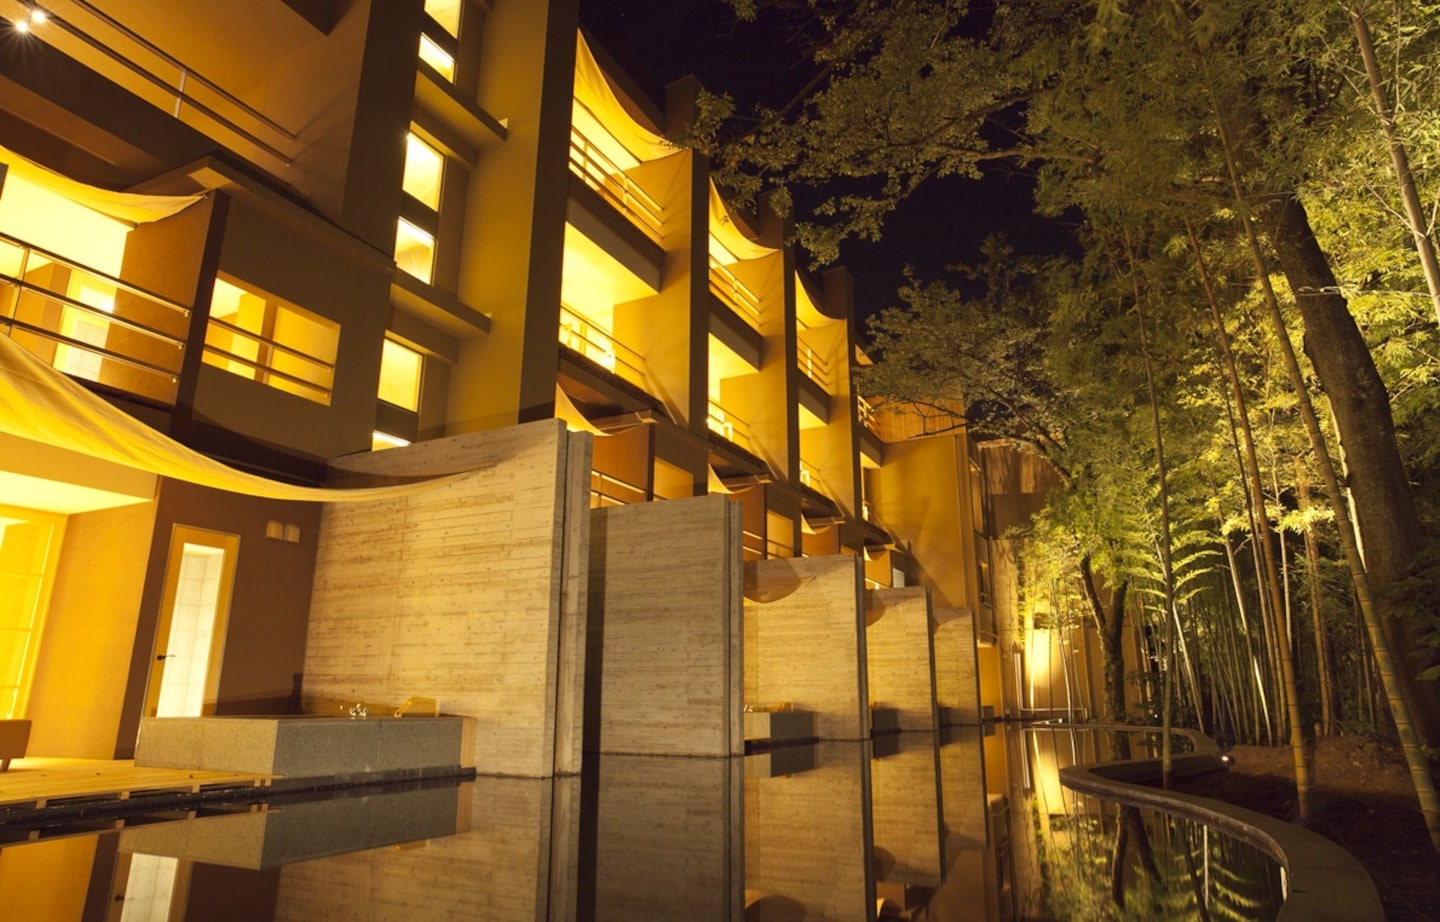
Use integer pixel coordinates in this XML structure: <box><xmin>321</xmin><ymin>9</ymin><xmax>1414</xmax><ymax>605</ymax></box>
<box><xmin>590</xmin><ymin>470</ymin><xmax>646</xmax><ymax>509</ymax></box>
<box><xmin>0</xmin><ymin>232</ymin><xmax>190</xmax><ymax>405</ymax></box>
<box><xmin>742</xmin><ymin>529</ymin><xmax>791</xmax><ymax>560</ymax></box>
<box><xmin>797</xmin><ymin>340</ymin><xmax>833</xmax><ymax>390</ymax></box>
<box><xmin>569</xmin><ymin>127</ymin><xmax>663</xmax><ymax>244</ymax></box>
<box><xmin>798</xmin><ymin>458</ymin><xmax>819</xmax><ymax>488</ymax></box>
<box><xmin>708</xmin><ymin>257</ymin><xmax>761</xmax><ymax>329</ymax></box>
<box><xmin>12</xmin><ymin>0</ymin><xmax>295</xmax><ymax>164</ymax></box>
<box><xmin>706</xmin><ymin>400</ymin><xmax>753</xmax><ymax>452</ymax></box>
<box><xmin>857</xmin><ymin>395</ymin><xmax>880</xmax><ymax>436</ymax></box>
<box><xmin>559</xmin><ymin>305</ymin><xmax>649</xmax><ymax>392</ymax></box>
<box><xmin>201</xmin><ymin>318</ymin><xmax>336</xmax><ymax>405</ymax></box>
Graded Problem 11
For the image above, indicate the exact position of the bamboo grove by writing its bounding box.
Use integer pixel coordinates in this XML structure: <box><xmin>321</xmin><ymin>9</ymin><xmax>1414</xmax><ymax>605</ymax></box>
<box><xmin>696</xmin><ymin>0</ymin><xmax>1440</xmax><ymax>848</ymax></box>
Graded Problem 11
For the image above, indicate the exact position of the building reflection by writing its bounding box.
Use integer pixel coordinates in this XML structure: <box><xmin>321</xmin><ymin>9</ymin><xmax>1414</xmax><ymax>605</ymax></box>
<box><xmin>0</xmin><ymin>727</ymin><xmax>1056</xmax><ymax>922</ymax></box>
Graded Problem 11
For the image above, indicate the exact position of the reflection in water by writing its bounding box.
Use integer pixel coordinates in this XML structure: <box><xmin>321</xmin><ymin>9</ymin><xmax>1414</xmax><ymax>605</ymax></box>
<box><xmin>1025</xmin><ymin>725</ymin><xmax>1284</xmax><ymax>922</ymax></box>
<box><xmin>0</xmin><ymin>724</ymin><xmax>1286</xmax><ymax>921</ymax></box>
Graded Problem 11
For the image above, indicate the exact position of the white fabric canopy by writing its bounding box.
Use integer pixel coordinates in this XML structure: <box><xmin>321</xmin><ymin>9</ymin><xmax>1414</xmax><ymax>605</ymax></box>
<box><xmin>574</xmin><ymin>34</ymin><xmax>675</xmax><ymax>163</ymax></box>
<box><xmin>709</xmin><ymin>181</ymin><xmax>777</xmax><ymax>262</ymax></box>
<box><xmin>0</xmin><ymin>145</ymin><xmax>202</xmax><ymax>226</ymax></box>
<box><xmin>0</xmin><ymin>332</ymin><xmax>472</xmax><ymax>502</ymax></box>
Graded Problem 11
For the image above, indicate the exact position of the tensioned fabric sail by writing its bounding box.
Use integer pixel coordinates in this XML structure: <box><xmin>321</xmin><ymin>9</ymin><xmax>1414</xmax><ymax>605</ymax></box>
<box><xmin>574</xmin><ymin>33</ymin><xmax>675</xmax><ymax>163</ymax></box>
<box><xmin>709</xmin><ymin>181</ymin><xmax>777</xmax><ymax>262</ymax></box>
<box><xmin>0</xmin><ymin>144</ymin><xmax>203</xmax><ymax>225</ymax></box>
<box><xmin>0</xmin><ymin>332</ymin><xmax>473</xmax><ymax>502</ymax></box>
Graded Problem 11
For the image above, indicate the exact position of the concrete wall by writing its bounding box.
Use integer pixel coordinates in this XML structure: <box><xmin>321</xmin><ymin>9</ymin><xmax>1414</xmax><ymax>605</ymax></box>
<box><xmin>113</xmin><ymin>479</ymin><xmax>323</xmax><ymax>759</ymax></box>
<box><xmin>934</xmin><ymin>606</ymin><xmax>983</xmax><ymax>725</ymax></box>
<box><xmin>871</xmin><ymin>734</ymin><xmax>944</xmax><ymax>888</ymax></box>
<box><xmin>864</xmin><ymin>587</ymin><xmax>937</xmax><ymax>731</ymax></box>
<box><xmin>872</xmin><ymin>433</ymin><xmax>976</xmax><ymax>610</ymax></box>
<box><xmin>584</xmin><ymin>755</ymin><xmax>742</xmax><ymax>921</ymax></box>
<box><xmin>744</xmin><ymin>555</ymin><xmax>868</xmax><ymax>741</ymax></box>
<box><xmin>305</xmin><ymin>420</ymin><xmax>591</xmax><ymax>777</ymax></box>
<box><xmin>585</xmin><ymin>495</ymin><xmax>743</xmax><ymax>757</ymax></box>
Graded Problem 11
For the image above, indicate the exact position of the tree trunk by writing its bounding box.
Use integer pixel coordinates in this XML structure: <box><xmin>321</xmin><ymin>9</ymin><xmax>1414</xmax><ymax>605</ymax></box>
<box><xmin>1260</xmin><ymin>195</ymin><xmax>1440</xmax><ymax>747</ymax></box>
<box><xmin>1296</xmin><ymin>459</ymin><xmax>1336</xmax><ymax>735</ymax></box>
<box><xmin>1080</xmin><ymin>555</ymin><xmax>1129</xmax><ymax>731</ymax></box>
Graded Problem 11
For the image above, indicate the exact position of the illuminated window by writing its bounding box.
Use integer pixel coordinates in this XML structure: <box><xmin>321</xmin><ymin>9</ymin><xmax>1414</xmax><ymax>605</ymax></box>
<box><xmin>403</xmin><ymin>132</ymin><xmax>444</xmax><ymax>210</ymax></box>
<box><xmin>424</xmin><ymin>0</ymin><xmax>462</xmax><ymax>38</ymax></box>
<box><xmin>378</xmin><ymin>338</ymin><xmax>422</xmax><ymax>411</ymax></box>
<box><xmin>418</xmin><ymin>34</ymin><xmax>455</xmax><ymax>81</ymax></box>
<box><xmin>395</xmin><ymin>219</ymin><xmax>436</xmax><ymax>285</ymax></box>
<box><xmin>203</xmin><ymin>276</ymin><xmax>339</xmax><ymax>405</ymax></box>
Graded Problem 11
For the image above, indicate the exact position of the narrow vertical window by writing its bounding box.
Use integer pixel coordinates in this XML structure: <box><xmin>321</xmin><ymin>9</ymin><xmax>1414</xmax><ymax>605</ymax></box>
<box><xmin>395</xmin><ymin>220</ymin><xmax>436</xmax><ymax>285</ymax></box>
<box><xmin>378</xmin><ymin>338</ymin><xmax>422</xmax><ymax>411</ymax></box>
<box><xmin>403</xmin><ymin>132</ymin><xmax>444</xmax><ymax>210</ymax></box>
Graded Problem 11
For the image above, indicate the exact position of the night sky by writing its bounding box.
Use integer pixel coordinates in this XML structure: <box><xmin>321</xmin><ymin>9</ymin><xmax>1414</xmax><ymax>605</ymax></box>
<box><xmin>578</xmin><ymin>0</ymin><xmax>1078</xmax><ymax>330</ymax></box>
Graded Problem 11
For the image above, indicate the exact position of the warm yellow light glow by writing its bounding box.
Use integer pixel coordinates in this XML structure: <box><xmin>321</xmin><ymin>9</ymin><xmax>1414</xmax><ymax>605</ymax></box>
<box><xmin>423</xmin><ymin>0</ymin><xmax>461</xmax><ymax>37</ymax></box>
<box><xmin>204</xmin><ymin>275</ymin><xmax>338</xmax><ymax>405</ymax></box>
<box><xmin>418</xmin><ymin>34</ymin><xmax>455</xmax><ymax>81</ymax></box>
<box><xmin>560</xmin><ymin>222</ymin><xmax>657</xmax><ymax>325</ymax></box>
<box><xmin>14</xmin><ymin>17</ymin><xmax>28</xmax><ymax>33</ymax></box>
<box><xmin>0</xmin><ymin>506</ymin><xmax>63</xmax><ymax>719</ymax></box>
<box><xmin>403</xmin><ymin>132</ymin><xmax>443</xmax><ymax>211</ymax></box>
<box><xmin>0</xmin><ymin>172</ymin><xmax>129</xmax><ymax>276</ymax></box>
<box><xmin>707</xmin><ymin>332</ymin><xmax>758</xmax><ymax>402</ymax></box>
<box><xmin>372</xmin><ymin>431</ymin><xmax>411</xmax><ymax>451</ymax></box>
<box><xmin>794</xmin><ymin>272</ymin><xmax>829</xmax><ymax>328</ymax></box>
<box><xmin>378</xmin><ymin>338</ymin><xmax>422</xmax><ymax>410</ymax></box>
<box><xmin>395</xmin><ymin>219</ymin><xmax>435</xmax><ymax>285</ymax></box>
<box><xmin>798</xmin><ymin>401</ymin><xmax>826</xmax><ymax>431</ymax></box>
<box><xmin>29</xmin><ymin>8</ymin><xmax>46</xmax><ymax>24</ymax></box>
<box><xmin>571</xmin><ymin>102</ymin><xmax>640</xmax><ymax>173</ymax></box>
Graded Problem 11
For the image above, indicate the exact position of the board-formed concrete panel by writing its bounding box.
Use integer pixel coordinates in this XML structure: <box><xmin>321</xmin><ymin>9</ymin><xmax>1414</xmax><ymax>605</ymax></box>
<box><xmin>585</xmin><ymin>495</ymin><xmax>743</xmax><ymax>756</ymax></box>
<box><xmin>865</xmin><ymin>588</ymin><xmax>937</xmax><ymax>731</ymax></box>
<box><xmin>935</xmin><ymin>606</ymin><xmax>983</xmax><ymax>725</ymax></box>
<box><xmin>744</xmin><ymin>555</ymin><xmax>868</xmax><ymax>741</ymax></box>
<box><xmin>305</xmin><ymin>420</ymin><xmax>591</xmax><ymax>778</ymax></box>
<box><xmin>939</xmin><ymin>725</ymin><xmax>989</xmax><ymax>853</ymax></box>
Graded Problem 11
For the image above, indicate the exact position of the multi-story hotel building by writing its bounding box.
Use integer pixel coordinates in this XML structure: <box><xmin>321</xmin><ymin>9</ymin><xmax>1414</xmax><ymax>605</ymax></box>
<box><xmin>0</xmin><ymin>0</ymin><xmax>1004</xmax><ymax>771</ymax></box>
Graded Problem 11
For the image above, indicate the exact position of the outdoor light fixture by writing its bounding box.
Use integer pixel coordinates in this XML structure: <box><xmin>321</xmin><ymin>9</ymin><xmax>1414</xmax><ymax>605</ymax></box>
<box><xmin>14</xmin><ymin>3</ymin><xmax>45</xmax><ymax>32</ymax></box>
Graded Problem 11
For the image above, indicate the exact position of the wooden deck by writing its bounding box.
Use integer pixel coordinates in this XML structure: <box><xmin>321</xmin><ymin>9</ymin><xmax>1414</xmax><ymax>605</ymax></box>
<box><xmin>0</xmin><ymin>758</ymin><xmax>272</xmax><ymax>811</ymax></box>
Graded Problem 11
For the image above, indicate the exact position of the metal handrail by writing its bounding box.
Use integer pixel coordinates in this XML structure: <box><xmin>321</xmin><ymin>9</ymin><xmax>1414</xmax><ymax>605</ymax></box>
<box><xmin>569</xmin><ymin>128</ymin><xmax>663</xmax><ymax>243</ymax></box>
<box><xmin>558</xmin><ymin>305</ymin><xmax>648</xmax><ymax>391</ymax></box>
<box><xmin>21</xmin><ymin>2</ymin><xmax>294</xmax><ymax>163</ymax></box>
<box><xmin>706</xmin><ymin>400</ymin><xmax>752</xmax><ymax>450</ymax></box>
<box><xmin>708</xmin><ymin>257</ymin><xmax>761</xmax><ymax>328</ymax></box>
<box><xmin>796</xmin><ymin>339</ymin><xmax>832</xmax><ymax>389</ymax></box>
<box><xmin>0</xmin><ymin>232</ymin><xmax>191</xmax><ymax>318</ymax></box>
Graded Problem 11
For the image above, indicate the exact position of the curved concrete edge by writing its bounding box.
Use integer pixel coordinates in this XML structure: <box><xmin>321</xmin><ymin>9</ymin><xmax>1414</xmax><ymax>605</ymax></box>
<box><xmin>1054</xmin><ymin>724</ymin><xmax>1384</xmax><ymax>922</ymax></box>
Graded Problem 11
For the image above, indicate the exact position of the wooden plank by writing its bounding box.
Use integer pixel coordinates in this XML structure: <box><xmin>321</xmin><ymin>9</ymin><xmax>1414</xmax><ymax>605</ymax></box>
<box><xmin>0</xmin><ymin>758</ymin><xmax>271</xmax><ymax>808</ymax></box>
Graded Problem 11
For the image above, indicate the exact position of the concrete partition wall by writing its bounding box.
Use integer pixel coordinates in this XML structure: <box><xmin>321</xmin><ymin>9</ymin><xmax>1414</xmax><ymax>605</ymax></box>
<box><xmin>939</xmin><ymin>725</ymin><xmax>989</xmax><ymax>853</ymax></box>
<box><xmin>586</xmin><ymin>495</ymin><xmax>743</xmax><ymax>757</ymax></box>
<box><xmin>744</xmin><ymin>555</ymin><xmax>868</xmax><ymax>741</ymax></box>
<box><xmin>934</xmin><ymin>606</ymin><xmax>983</xmax><ymax>725</ymax></box>
<box><xmin>585</xmin><ymin>755</ymin><xmax>742</xmax><ymax>921</ymax></box>
<box><xmin>745</xmin><ymin>742</ymin><xmax>874</xmax><ymax>922</ymax></box>
<box><xmin>865</xmin><ymin>587</ymin><xmax>937</xmax><ymax>731</ymax></box>
<box><xmin>305</xmin><ymin>420</ymin><xmax>591</xmax><ymax>778</ymax></box>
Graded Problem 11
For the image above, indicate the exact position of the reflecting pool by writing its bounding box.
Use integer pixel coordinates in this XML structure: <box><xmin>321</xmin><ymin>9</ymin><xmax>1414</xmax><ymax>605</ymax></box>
<box><xmin>0</xmin><ymin>724</ymin><xmax>1287</xmax><ymax>921</ymax></box>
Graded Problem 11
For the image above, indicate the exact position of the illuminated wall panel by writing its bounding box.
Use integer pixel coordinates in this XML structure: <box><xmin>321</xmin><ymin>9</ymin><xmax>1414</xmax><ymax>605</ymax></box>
<box><xmin>935</xmin><ymin>605</ymin><xmax>982</xmax><ymax>725</ymax></box>
<box><xmin>305</xmin><ymin>420</ymin><xmax>591</xmax><ymax>778</ymax></box>
<box><xmin>586</xmin><ymin>495</ymin><xmax>743</xmax><ymax>756</ymax></box>
<box><xmin>865</xmin><ymin>587</ymin><xmax>937</xmax><ymax>731</ymax></box>
<box><xmin>744</xmin><ymin>555</ymin><xmax>868</xmax><ymax>741</ymax></box>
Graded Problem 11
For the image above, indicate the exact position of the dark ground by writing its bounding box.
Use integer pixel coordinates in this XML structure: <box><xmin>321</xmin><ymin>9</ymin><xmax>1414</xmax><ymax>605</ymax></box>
<box><xmin>1170</xmin><ymin>735</ymin><xmax>1440</xmax><ymax>921</ymax></box>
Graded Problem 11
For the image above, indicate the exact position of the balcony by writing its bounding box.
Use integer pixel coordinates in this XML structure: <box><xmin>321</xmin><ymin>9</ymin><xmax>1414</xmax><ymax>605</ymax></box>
<box><xmin>6</xmin><ymin>0</ymin><xmax>297</xmax><ymax>165</ymax></box>
<box><xmin>559</xmin><ymin>305</ymin><xmax>648</xmax><ymax>392</ymax></box>
<box><xmin>590</xmin><ymin>469</ymin><xmax>646</xmax><ymax>509</ymax></box>
<box><xmin>569</xmin><ymin>128</ymin><xmax>663</xmax><ymax>245</ymax></box>
<box><xmin>709</xmin><ymin>257</ymin><xmax>762</xmax><ymax>330</ymax></box>
<box><xmin>0</xmin><ymin>232</ymin><xmax>189</xmax><ymax>405</ymax></box>
<box><xmin>706</xmin><ymin>400</ymin><xmax>754</xmax><ymax>453</ymax></box>
<box><xmin>797</xmin><ymin>339</ymin><xmax>834</xmax><ymax>391</ymax></box>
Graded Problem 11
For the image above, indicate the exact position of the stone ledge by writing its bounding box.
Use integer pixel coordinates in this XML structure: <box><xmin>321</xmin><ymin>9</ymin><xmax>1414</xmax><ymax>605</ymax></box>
<box><xmin>1057</xmin><ymin>723</ymin><xmax>1384</xmax><ymax>922</ymax></box>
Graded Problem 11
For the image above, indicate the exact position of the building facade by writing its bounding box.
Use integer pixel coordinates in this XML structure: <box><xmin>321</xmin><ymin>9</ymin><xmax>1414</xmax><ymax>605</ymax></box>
<box><xmin>0</xmin><ymin>0</ymin><xmax>1003</xmax><ymax>766</ymax></box>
